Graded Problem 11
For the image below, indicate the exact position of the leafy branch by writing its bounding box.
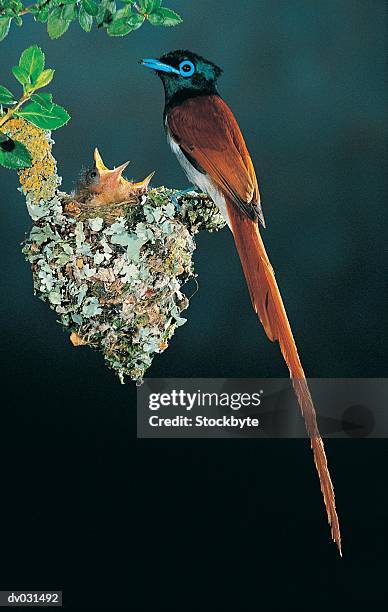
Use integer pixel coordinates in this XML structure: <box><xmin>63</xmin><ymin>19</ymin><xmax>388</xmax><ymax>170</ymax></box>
<box><xmin>0</xmin><ymin>0</ymin><xmax>182</xmax><ymax>40</ymax></box>
<box><xmin>0</xmin><ymin>45</ymin><xmax>70</xmax><ymax>169</ymax></box>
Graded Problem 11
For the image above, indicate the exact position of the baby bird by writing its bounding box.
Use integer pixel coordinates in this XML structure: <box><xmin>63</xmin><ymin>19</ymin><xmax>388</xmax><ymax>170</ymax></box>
<box><xmin>76</xmin><ymin>148</ymin><xmax>154</xmax><ymax>206</ymax></box>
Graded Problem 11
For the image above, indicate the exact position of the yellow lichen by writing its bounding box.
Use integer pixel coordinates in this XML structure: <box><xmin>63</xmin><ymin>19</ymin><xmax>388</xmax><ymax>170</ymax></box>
<box><xmin>4</xmin><ymin>117</ymin><xmax>60</xmax><ymax>203</ymax></box>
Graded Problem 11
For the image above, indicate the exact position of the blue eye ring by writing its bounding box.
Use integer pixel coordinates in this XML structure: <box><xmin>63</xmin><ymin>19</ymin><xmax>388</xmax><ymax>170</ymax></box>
<box><xmin>179</xmin><ymin>60</ymin><xmax>195</xmax><ymax>77</ymax></box>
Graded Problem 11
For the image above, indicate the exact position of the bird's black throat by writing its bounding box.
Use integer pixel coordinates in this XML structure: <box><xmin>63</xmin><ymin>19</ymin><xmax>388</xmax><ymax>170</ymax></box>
<box><xmin>163</xmin><ymin>84</ymin><xmax>219</xmax><ymax>116</ymax></box>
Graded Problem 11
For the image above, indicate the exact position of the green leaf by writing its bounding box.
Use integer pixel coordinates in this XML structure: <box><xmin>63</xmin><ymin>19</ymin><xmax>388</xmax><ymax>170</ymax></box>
<box><xmin>34</xmin><ymin>68</ymin><xmax>55</xmax><ymax>88</ymax></box>
<box><xmin>46</xmin><ymin>0</ymin><xmax>65</xmax><ymax>7</ymax></box>
<box><xmin>19</xmin><ymin>45</ymin><xmax>45</xmax><ymax>81</ymax></box>
<box><xmin>36</xmin><ymin>6</ymin><xmax>49</xmax><ymax>23</ymax></box>
<box><xmin>17</xmin><ymin>102</ymin><xmax>70</xmax><ymax>130</ymax></box>
<box><xmin>0</xmin><ymin>16</ymin><xmax>11</xmax><ymax>42</ymax></box>
<box><xmin>128</xmin><ymin>13</ymin><xmax>145</xmax><ymax>30</ymax></box>
<box><xmin>0</xmin><ymin>138</ymin><xmax>32</xmax><ymax>169</ymax></box>
<box><xmin>96</xmin><ymin>0</ymin><xmax>116</xmax><ymax>27</ymax></box>
<box><xmin>12</xmin><ymin>65</ymin><xmax>31</xmax><ymax>88</ymax></box>
<box><xmin>82</xmin><ymin>0</ymin><xmax>98</xmax><ymax>17</ymax></box>
<box><xmin>107</xmin><ymin>17</ymin><xmax>132</xmax><ymax>36</ymax></box>
<box><xmin>0</xmin><ymin>85</ymin><xmax>16</xmax><ymax>105</ymax></box>
<box><xmin>61</xmin><ymin>4</ymin><xmax>77</xmax><ymax>21</ymax></box>
<box><xmin>79</xmin><ymin>5</ymin><xmax>93</xmax><ymax>32</ymax></box>
<box><xmin>111</xmin><ymin>5</ymin><xmax>132</xmax><ymax>19</ymax></box>
<box><xmin>140</xmin><ymin>0</ymin><xmax>161</xmax><ymax>12</ymax></box>
<box><xmin>30</xmin><ymin>92</ymin><xmax>54</xmax><ymax>111</ymax></box>
<box><xmin>147</xmin><ymin>7</ymin><xmax>182</xmax><ymax>26</ymax></box>
<box><xmin>47</xmin><ymin>7</ymin><xmax>71</xmax><ymax>38</ymax></box>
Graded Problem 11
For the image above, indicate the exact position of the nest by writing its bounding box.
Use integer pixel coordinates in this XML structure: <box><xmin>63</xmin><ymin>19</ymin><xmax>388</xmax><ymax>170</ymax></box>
<box><xmin>7</xmin><ymin>118</ymin><xmax>225</xmax><ymax>382</ymax></box>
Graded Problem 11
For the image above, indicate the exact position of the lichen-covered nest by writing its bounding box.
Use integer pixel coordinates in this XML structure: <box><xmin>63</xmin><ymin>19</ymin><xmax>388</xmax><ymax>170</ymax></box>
<box><xmin>6</xmin><ymin>118</ymin><xmax>225</xmax><ymax>382</ymax></box>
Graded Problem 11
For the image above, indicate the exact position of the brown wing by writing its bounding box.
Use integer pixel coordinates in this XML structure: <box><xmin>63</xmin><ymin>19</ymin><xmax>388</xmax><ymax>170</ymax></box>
<box><xmin>167</xmin><ymin>94</ymin><xmax>264</xmax><ymax>224</ymax></box>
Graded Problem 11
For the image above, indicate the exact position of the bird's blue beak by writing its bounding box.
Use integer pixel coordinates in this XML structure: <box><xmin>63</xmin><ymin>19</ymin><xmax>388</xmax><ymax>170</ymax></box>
<box><xmin>141</xmin><ymin>58</ymin><xmax>180</xmax><ymax>75</ymax></box>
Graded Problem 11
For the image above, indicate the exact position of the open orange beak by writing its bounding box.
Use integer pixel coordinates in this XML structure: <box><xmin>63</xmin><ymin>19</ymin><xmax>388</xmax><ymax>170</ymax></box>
<box><xmin>126</xmin><ymin>171</ymin><xmax>155</xmax><ymax>194</ymax></box>
<box><xmin>92</xmin><ymin>148</ymin><xmax>130</xmax><ymax>193</ymax></box>
<box><xmin>93</xmin><ymin>147</ymin><xmax>108</xmax><ymax>171</ymax></box>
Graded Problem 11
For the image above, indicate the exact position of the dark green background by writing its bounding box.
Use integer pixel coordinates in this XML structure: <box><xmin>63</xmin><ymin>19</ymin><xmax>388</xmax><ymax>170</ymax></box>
<box><xmin>0</xmin><ymin>1</ymin><xmax>387</xmax><ymax>609</ymax></box>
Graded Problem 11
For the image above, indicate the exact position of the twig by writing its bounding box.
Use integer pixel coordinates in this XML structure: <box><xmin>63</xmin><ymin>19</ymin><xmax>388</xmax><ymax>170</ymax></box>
<box><xmin>0</xmin><ymin>93</ymin><xmax>29</xmax><ymax>129</ymax></box>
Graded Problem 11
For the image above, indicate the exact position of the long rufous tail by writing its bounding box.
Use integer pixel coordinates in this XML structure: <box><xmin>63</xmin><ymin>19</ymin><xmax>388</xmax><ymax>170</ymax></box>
<box><xmin>226</xmin><ymin>199</ymin><xmax>342</xmax><ymax>555</ymax></box>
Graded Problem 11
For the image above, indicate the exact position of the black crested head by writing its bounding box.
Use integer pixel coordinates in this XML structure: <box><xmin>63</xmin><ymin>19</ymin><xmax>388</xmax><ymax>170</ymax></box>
<box><xmin>158</xmin><ymin>49</ymin><xmax>223</xmax><ymax>79</ymax></box>
<box><xmin>142</xmin><ymin>50</ymin><xmax>223</xmax><ymax>109</ymax></box>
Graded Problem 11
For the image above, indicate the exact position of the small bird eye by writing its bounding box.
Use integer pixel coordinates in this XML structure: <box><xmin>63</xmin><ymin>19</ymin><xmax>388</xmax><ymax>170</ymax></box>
<box><xmin>179</xmin><ymin>60</ymin><xmax>195</xmax><ymax>77</ymax></box>
<box><xmin>90</xmin><ymin>171</ymin><xmax>97</xmax><ymax>179</ymax></box>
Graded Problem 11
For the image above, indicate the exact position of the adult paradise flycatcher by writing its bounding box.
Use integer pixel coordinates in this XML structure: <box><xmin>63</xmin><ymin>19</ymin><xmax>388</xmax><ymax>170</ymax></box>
<box><xmin>141</xmin><ymin>50</ymin><xmax>341</xmax><ymax>554</ymax></box>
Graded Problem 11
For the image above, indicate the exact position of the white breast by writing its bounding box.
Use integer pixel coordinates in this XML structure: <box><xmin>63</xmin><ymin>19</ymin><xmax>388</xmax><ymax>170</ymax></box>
<box><xmin>166</xmin><ymin>126</ymin><xmax>230</xmax><ymax>227</ymax></box>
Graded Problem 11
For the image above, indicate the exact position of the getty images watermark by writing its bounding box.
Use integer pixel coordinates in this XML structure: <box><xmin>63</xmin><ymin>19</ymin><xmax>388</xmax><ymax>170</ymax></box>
<box><xmin>137</xmin><ymin>378</ymin><xmax>388</xmax><ymax>438</ymax></box>
<box><xmin>148</xmin><ymin>387</ymin><xmax>263</xmax><ymax>429</ymax></box>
